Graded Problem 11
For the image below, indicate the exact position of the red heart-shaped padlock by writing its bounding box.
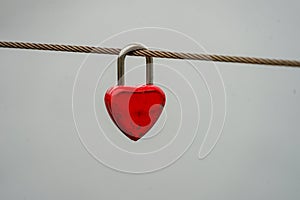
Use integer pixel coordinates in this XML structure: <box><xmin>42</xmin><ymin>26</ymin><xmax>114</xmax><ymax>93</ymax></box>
<box><xmin>104</xmin><ymin>43</ymin><xmax>166</xmax><ymax>141</ymax></box>
<box><xmin>105</xmin><ymin>85</ymin><xmax>165</xmax><ymax>141</ymax></box>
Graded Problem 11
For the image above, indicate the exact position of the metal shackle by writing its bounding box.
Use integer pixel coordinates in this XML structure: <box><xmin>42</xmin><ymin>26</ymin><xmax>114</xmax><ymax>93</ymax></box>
<box><xmin>117</xmin><ymin>43</ymin><xmax>153</xmax><ymax>85</ymax></box>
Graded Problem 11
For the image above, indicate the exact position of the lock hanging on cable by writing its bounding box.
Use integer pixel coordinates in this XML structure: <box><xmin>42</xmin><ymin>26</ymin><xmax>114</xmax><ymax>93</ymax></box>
<box><xmin>104</xmin><ymin>43</ymin><xmax>166</xmax><ymax>141</ymax></box>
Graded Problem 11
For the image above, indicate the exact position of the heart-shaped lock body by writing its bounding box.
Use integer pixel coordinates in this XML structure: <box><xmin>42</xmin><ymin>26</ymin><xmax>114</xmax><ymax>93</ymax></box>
<box><xmin>105</xmin><ymin>85</ymin><xmax>165</xmax><ymax>141</ymax></box>
<box><xmin>104</xmin><ymin>43</ymin><xmax>166</xmax><ymax>141</ymax></box>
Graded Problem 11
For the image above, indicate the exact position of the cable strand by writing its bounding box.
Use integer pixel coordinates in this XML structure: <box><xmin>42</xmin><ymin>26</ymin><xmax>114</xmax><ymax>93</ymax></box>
<box><xmin>0</xmin><ymin>41</ymin><xmax>299</xmax><ymax>67</ymax></box>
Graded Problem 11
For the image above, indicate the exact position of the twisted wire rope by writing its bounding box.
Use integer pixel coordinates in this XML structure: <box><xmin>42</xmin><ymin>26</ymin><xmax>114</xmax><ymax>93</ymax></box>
<box><xmin>0</xmin><ymin>41</ymin><xmax>299</xmax><ymax>67</ymax></box>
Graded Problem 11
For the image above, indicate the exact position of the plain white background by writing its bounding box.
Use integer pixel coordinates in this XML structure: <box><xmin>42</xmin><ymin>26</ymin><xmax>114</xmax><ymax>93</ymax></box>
<box><xmin>0</xmin><ymin>0</ymin><xmax>299</xmax><ymax>199</ymax></box>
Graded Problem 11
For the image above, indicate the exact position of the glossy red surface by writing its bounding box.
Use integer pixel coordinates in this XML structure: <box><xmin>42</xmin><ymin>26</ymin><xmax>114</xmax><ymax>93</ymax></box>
<box><xmin>104</xmin><ymin>85</ymin><xmax>166</xmax><ymax>141</ymax></box>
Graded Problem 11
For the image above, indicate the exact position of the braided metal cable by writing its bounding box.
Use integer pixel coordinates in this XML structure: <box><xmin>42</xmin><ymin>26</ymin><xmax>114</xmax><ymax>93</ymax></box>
<box><xmin>0</xmin><ymin>41</ymin><xmax>300</xmax><ymax>67</ymax></box>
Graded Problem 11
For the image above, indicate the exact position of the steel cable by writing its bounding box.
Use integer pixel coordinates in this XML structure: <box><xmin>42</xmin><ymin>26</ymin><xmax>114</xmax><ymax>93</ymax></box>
<box><xmin>0</xmin><ymin>41</ymin><xmax>299</xmax><ymax>67</ymax></box>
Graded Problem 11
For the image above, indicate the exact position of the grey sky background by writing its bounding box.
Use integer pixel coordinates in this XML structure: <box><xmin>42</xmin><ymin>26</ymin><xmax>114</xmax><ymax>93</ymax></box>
<box><xmin>0</xmin><ymin>0</ymin><xmax>299</xmax><ymax>199</ymax></box>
